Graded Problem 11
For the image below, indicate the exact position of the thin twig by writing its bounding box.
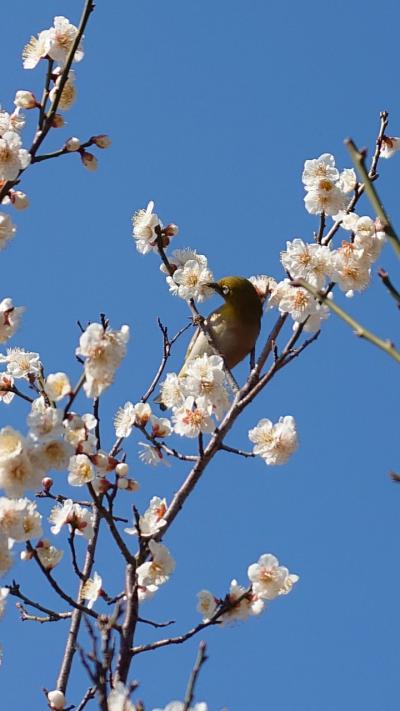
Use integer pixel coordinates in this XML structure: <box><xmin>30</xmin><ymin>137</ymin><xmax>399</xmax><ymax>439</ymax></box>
<box><xmin>219</xmin><ymin>443</ymin><xmax>255</xmax><ymax>458</ymax></box>
<box><xmin>75</xmin><ymin>686</ymin><xmax>97</xmax><ymax>711</ymax></box>
<box><xmin>377</xmin><ymin>267</ymin><xmax>400</xmax><ymax>305</ymax></box>
<box><xmin>0</xmin><ymin>386</ymin><xmax>34</xmax><ymax>403</ymax></box>
<box><xmin>183</xmin><ymin>641</ymin><xmax>208</xmax><ymax>711</ymax></box>
<box><xmin>7</xmin><ymin>582</ymin><xmax>71</xmax><ymax>621</ymax></box>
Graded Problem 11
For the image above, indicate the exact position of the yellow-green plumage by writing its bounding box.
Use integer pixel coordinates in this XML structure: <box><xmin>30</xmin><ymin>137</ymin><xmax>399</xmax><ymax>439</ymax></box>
<box><xmin>181</xmin><ymin>276</ymin><xmax>263</xmax><ymax>372</ymax></box>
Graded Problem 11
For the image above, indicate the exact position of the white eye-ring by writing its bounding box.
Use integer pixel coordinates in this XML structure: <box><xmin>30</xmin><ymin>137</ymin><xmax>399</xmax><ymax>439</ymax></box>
<box><xmin>222</xmin><ymin>285</ymin><xmax>230</xmax><ymax>295</ymax></box>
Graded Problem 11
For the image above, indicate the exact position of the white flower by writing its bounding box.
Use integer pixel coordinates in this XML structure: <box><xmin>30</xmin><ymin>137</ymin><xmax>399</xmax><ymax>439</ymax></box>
<box><xmin>125</xmin><ymin>496</ymin><xmax>167</xmax><ymax>536</ymax></box>
<box><xmin>108</xmin><ymin>682</ymin><xmax>136</xmax><ymax>711</ymax></box>
<box><xmin>35</xmin><ymin>539</ymin><xmax>63</xmax><ymax>570</ymax></box>
<box><xmin>81</xmin><ymin>572</ymin><xmax>102</xmax><ymax>609</ymax></box>
<box><xmin>49</xmin><ymin>72</ymin><xmax>76</xmax><ymax>110</ymax></box>
<box><xmin>173</xmin><ymin>396</ymin><xmax>215</xmax><ymax>437</ymax></box>
<box><xmin>0</xmin><ymin>108</ymin><xmax>25</xmax><ymax>136</ymax></box>
<box><xmin>0</xmin><ymin>428</ymin><xmax>43</xmax><ymax>497</ymax></box>
<box><xmin>380</xmin><ymin>136</ymin><xmax>400</xmax><ymax>159</ymax></box>
<box><xmin>0</xmin><ymin>347</ymin><xmax>40</xmax><ymax>379</ymax></box>
<box><xmin>273</xmin><ymin>280</ymin><xmax>329</xmax><ymax>331</ymax></box>
<box><xmin>14</xmin><ymin>91</ymin><xmax>36</xmax><ymax>110</ymax></box>
<box><xmin>220</xmin><ymin>580</ymin><xmax>264</xmax><ymax>623</ymax></box>
<box><xmin>196</xmin><ymin>590</ymin><xmax>218</xmax><ymax>621</ymax></box>
<box><xmin>46</xmin><ymin>16</ymin><xmax>85</xmax><ymax>66</ymax></box>
<box><xmin>76</xmin><ymin>323</ymin><xmax>130</xmax><ymax>398</ymax></box>
<box><xmin>136</xmin><ymin>540</ymin><xmax>175</xmax><ymax>587</ymax></box>
<box><xmin>137</xmin><ymin>582</ymin><xmax>159</xmax><ymax>602</ymax></box>
<box><xmin>49</xmin><ymin>499</ymin><xmax>94</xmax><ymax>539</ymax></box>
<box><xmin>332</xmin><ymin>210</ymin><xmax>359</xmax><ymax>232</ymax></box>
<box><xmin>0</xmin><ymin>426</ymin><xmax>24</xmax><ymax>462</ymax></box>
<box><xmin>34</xmin><ymin>438</ymin><xmax>73</xmax><ymax>472</ymax></box>
<box><xmin>138</xmin><ymin>442</ymin><xmax>168</xmax><ymax>467</ymax></box>
<box><xmin>0</xmin><ymin>214</ymin><xmax>16</xmax><ymax>250</ymax></box>
<box><xmin>132</xmin><ymin>201</ymin><xmax>162</xmax><ymax>254</ymax></box>
<box><xmin>168</xmin><ymin>259</ymin><xmax>214</xmax><ymax>302</ymax></box>
<box><xmin>0</xmin><ymin>130</ymin><xmax>31</xmax><ymax>181</ymax></box>
<box><xmin>249</xmin><ymin>415</ymin><xmax>298</xmax><ymax>465</ymax></box>
<box><xmin>22</xmin><ymin>30</ymin><xmax>51</xmax><ymax>69</ymax></box>
<box><xmin>27</xmin><ymin>397</ymin><xmax>64</xmax><ymax>441</ymax></box>
<box><xmin>182</xmin><ymin>354</ymin><xmax>229</xmax><ymax>419</ymax></box>
<box><xmin>0</xmin><ymin>373</ymin><xmax>14</xmax><ymax>404</ymax></box>
<box><xmin>44</xmin><ymin>372</ymin><xmax>71</xmax><ymax>401</ymax></box>
<box><xmin>68</xmin><ymin>454</ymin><xmax>95</xmax><ymax>486</ymax></box>
<box><xmin>114</xmin><ymin>401</ymin><xmax>151</xmax><ymax>438</ymax></box>
<box><xmin>248</xmin><ymin>553</ymin><xmax>299</xmax><ymax>600</ymax></box>
<box><xmin>159</xmin><ymin>372</ymin><xmax>186</xmax><ymax>410</ymax></box>
<box><xmin>0</xmin><ymin>587</ymin><xmax>9</xmax><ymax>618</ymax></box>
<box><xmin>280</xmin><ymin>239</ymin><xmax>332</xmax><ymax>289</ymax></box>
<box><xmin>63</xmin><ymin>412</ymin><xmax>97</xmax><ymax>449</ymax></box>
<box><xmin>248</xmin><ymin>275</ymin><xmax>277</xmax><ymax>303</ymax></box>
<box><xmin>150</xmin><ymin>415</ymin><xmax>172</xmax><ymax>438</ymax></box>
<box><xmin>338</xmin><ymin>168</ymin><xmax>357</xmax><ymax>193</ymax></box>
<box><xmin>0</xmin><ymin>298</ymin><xmax>24</xmax><ymax>344</ymax></box>
<box><xmin>304</xmin><ymin>183</ymin><xmax>348</xmax><ymax>216</ymax></box>
<box><xmin>302</xmin><ymin>153</ymin><xmax>339</xmax><ymax>188</ymax></box>
<box><xmin>47</xmin><ymin>689</ymin><xmax>66</xmax><ymax>711</ymax></box>
<box><xmin>328</xmin><ymin>242</ymin><xmax>371</xmax><ymax>294</ymax></box>
<box><xmin>0</xmin><ymin>497</ymin><xmax>42</xmax><ymax>541</ymax></box>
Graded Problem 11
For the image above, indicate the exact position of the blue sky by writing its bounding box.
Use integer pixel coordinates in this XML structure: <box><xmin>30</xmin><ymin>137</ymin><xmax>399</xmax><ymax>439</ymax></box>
<box><xmin>0</xmin><ymin>1</ymin><xmax>399</xmax><ymax>709</ymax></box>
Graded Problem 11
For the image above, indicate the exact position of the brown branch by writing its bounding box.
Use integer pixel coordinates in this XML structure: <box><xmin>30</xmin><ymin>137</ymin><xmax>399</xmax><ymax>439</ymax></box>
<box><xmin>219</xmin><ymin>443</ymin><xmax>255</xmax><ymax>458</ymax></box>
<box><xmin>63</xmin><ymin>371</ymin><xmax>86</xmax><ymax>417</ymax></box>
<box><xmin>7</xmin><ymin>582</ymin><xmax>71</xmax><ymax>622</ymax></box>
<box><xmin>183</xmin><ymin>641</ymin><xmax>208</xmax><ymax>711</ymax></box>
<box><xmin>16</xmin><ymin>603</ymin><xmax>72</xmax><ymax>624</ymax></box>
<box><xmin>377</xmin><ymin>267</ymin><xmax>400</xmax><ymax>305</ymax></box>
<box><xmin>115</xmin><ymin>563</ymin><xmax>138</xmax><ymax>684</ymax></box>
<box><xmin>0</xmin><ymin>386</ymin><xmax>34</xmax><ymax>403</ymax></box>
<box><xmin>140</xmin><ymin>319</ymin><xmax>192</xmax><ymax>403</ymax></box>
<box><xmin>68</xmin><ymin>532</ymin><xmax>85</xmax><ymax>581</ymax></box>
<box><xmin>88</xmin><ymin>484</ymin><xmax>134</xmax><ymax>564</ymax></box>
<box><xmin>75</xmin><ymin>687</ymin><xmax>97</xmax><ymax>711</ymax></box>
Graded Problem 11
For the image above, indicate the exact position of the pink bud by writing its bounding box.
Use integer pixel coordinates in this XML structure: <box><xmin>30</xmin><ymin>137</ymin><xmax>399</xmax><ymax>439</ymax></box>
<box><xmin>116</xmin><ymin>462</ymin><xmax>129</xmax><ymax>477</ymax></box>
<box><xmin>81</xmin><ymin>151</ymin><xmax>98</xmax><ymax>171</ymax></box>
<box><xmin>52</xmin><ymin>114</ymin><xmax>65</xmax><ymax>128</ymax></box>
<box><xmin>42</xmin><ymin>477</ymin><xmax>53</xmax><ymax>492</ymax></box>
<box><xmin>93</xmin><ymin>134</ymin><xmax>112</xmax><ymax>149</ymax></box>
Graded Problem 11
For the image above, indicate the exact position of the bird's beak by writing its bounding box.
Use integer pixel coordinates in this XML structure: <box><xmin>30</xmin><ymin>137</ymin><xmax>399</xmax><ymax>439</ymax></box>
<box><xmin>206</xmin><ymin>282</ymin><xmax>224</xmax><ymax>297</ymax></box>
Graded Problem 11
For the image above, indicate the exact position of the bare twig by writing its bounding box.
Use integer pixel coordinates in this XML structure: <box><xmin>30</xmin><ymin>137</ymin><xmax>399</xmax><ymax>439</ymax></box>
<box><xmin>7</xmin><ymin>582</ymin><xmax>71</xmax><ymax>622</ymax></box>
<box><xmin>219</xmin><ymin>443</ymin><xmax>255</xmax><ymax>458</ymax></box>
<box><xmin>377</xmin><ymin>267</ymin><xmax>400</xmax><ymax>305</ymax></box>
<box><xmin>183</xmin><ymin>641</ymin><xmax>208</xmax><ymax>711</ymax></box>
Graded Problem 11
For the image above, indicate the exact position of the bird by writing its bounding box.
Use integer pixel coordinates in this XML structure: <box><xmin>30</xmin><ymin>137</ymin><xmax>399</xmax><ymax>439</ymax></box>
<box><xmin>156</xmin><ymin>276</ymin><xmax>263</xmax><ymax>408</ymax></box>
<box><xmin>182</xmin><ymin>276</ymin><xmax>263</xmax><ymax>371</ymax></box>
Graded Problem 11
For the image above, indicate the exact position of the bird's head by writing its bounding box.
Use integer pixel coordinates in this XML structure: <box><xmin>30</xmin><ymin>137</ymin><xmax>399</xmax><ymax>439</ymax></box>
<box><xmin>206</xmin><ymin>276</ymin><xmax>263</xmax><ymax>321</ymax></box>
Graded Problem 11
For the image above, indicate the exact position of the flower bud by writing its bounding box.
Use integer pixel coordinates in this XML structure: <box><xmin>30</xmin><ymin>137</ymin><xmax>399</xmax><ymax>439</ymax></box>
<box><xmin>14</xmin><ymin>90</ymin><xmax>37</xmax><ymax>109</ymax></box>
<box><xmin>81</xmin><ymin>151</ymin><xmax>98</xmax><ymax>171</ymax></box>
<box><xmin>126</xmin><ymin>478</ymin><xmax>140</xmax><ymax>492</ymax></box>
<box><xmin>164</xmin><ymin>223</ymin><xmax>179</xmax><ymax>237</ymax></box>
<box><xmin>116</xmin><ymin>462</ymin><xmax>129</xmax><ymax>477</ymax></box>
<box><xmin>47</xmin><ymin>689</ymin><xmax>65</xmax><ymax>710</ymax></box>
<box><xmin>93</xmin><ymin>134</ymin><xmax>112</xmax><ymax>149</ymax></box>
<box><xmin>117</xmin><ymin>477</ymin><xmax>128</xmax><ymax>490</ymax></box>
<box><xmin>10</xmin><ymin>191</ymin><xmax>29</xmax><ymax>210</ymax></box>
<box><xmin>65</xmin><ymin>137</ymin><xmax>81</xmax><ymax>152</ymax></box>
<box><xmin>42</xmin><ymin>477</ymin><xmax>53</xmax><ymax>492</ymax></box>
<box><xmin>52</xmin><ymin>113</ymin><xmax>65</xmax><ymax>128</ymax></box>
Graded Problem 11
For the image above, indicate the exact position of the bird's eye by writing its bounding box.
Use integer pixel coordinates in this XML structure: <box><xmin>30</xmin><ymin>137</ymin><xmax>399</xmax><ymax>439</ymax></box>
<box><xmin>222</xmin><ymin>285</ymin><xmax>230</xmax><ymax>296</ymax></box>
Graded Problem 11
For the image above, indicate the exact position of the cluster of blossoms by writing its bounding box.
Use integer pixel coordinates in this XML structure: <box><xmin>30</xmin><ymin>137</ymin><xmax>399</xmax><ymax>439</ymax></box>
<box><xmin>76</xmin><ymin>321</ymin><xmax>130</xmax><ymax>397</ymax></box>
<box><xmin>132</xmin><ymin>202</ymin><xmax>214</xmax><ymax>302</ymax></box>
<box><xmin>197</xmin><ymin>552</ymin><xmax>298</xmax><ymax>624</ymax></box>
<box><xmin>248</xmin><ymin>416</ymin><xmax>298</xmax><ymax>466</ymax></box>
<box><xmin>136</xmin><ymin>539</ymin><xmax>175</xmax><ymax>601</ymax></box>
<box><xmin>258</xmin><ymin>152</ymin><xmax>388</xmax><ymax>331</ymax></box>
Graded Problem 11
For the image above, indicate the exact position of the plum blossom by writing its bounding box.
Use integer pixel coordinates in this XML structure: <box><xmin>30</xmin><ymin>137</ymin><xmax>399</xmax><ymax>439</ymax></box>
<box><xmin>132</xmin><ymin>201</ymin><xmax>162</xmax><ymax>254</ymax></box>
<box><xmin>76</xmin><ymin>322</ymin><xmax>129</xmax><ymax>398</ymax></box>
<box><xmin>138</xmin><ymin>442</ymin><xmax>168</xmax><ymax>467</ymax></box>
<box><xmin>173</xmin><ymin>396</ymin><xmax>215</xmax><ymax>437</ymax></box>
<box><xmin>0</xmin><ymin>347</ymin><xmax>40</xmax><ymax>379</ymax></box>
<box><xmin>81</xmin><ymin>572</ymin><xmax>103</xmax><ymax>609</ymax></box>
<box><xmin>0</xmin><ymin>373</ymin><xmax>14</xmax><ymax>404</ymax></box>
<box><xmin>68</xmin><ymin>453</ymin><xmax>95</xmax><ymax>486</ymax></box>
<box><xmin>0</xmin><ymin>298</ymin><xmax>24</xmax><ymax>343</ymax></box>
<box><xmin>27</xmin><ymin>397</ymin><xmax>64</xmax><ymax>441</ymax></box>
<box><xmin>114</xmin><ymin>401</ymin><xmax>151</xmax><ymax>438</ymax></box>
<box><xmin>49</xmin><ymin>499</ymin><xmax>94</xmax><ymax>539</ymax></box>
<box><xmin>249</xmin><ymin>416</ymin><xmax>298</xmax><ymax>465</ymax></box>
<box><xmin>167</xmin><ymin>258</ymin><xmax>214</xmax><ymax>302</ymax></box>
<box><xmin>302</xmin><ymin>153</ymin><xmax>339</xmax><ymax>187</ymax></box>
<box><xmin>380</xmin><ymin>135</ymin><xmax>400</xmax><ymax>159</ymax></box>
<box><xmin>0</xmin><ymin>214</ymin><xmax>16</xmax><ymax>250</ymax></box>
<box><xmin>270</xmin><ymin>279</ymin><xmax>329</xmax><ymax>332</ymax></box>
<box><xmin>248</xmin><ymin>553</ymin><xmax>299</xmax><ymax>599</ymax></box>
<box><xmin>159</xmin><ymin>372</ymin><xmax>185</xmax><ymax>410</ymax></box>
<box><xmin>0</xmin><ymin>130</ymin><xmax>31</xmax><ymax>181</ymax></box>
<box><xmin>44</xmin><ymin>372</ymin><xmax>71</xmax><ymax>401</ymax></box>
<box><xmin>220</xmin><ymin>580</ymin><xmax>264</xmax><ymax>623</ymax></box>
<box><xmin>125</xmin><ymin>496</ymin><xmax>167</xmax><ymax>536</ymax></box>
<box><xmin>136</xmin><ymin>540</ymin><xmax>175</xmax><ymax>587</ymax></box>
<box><xmin>196</xmin><ymin>590</ymin><xmax>218</xmax><ymax>622</ymax></box>
<box><xmin>108</xmin><ymin>682</ymin><xmax>137</xmax><ymax>711</ymax></box>
<box><xmin>280</xmin><ymin>239</ymin><xmax>332</xmax><ymax>289</ymax></box>
<box><xmin>249</xmin><ymin>274</ymin><xmax>277</xmax><ymax>303</ymax></box>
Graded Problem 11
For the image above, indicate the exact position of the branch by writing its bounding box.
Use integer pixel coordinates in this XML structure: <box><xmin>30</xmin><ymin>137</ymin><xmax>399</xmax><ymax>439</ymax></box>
<box><xmin>219</xmin><ymin>443</ymin><xmax>255</xmax><ymax>458</ymax></box>
<box><xmin>140</xmin><ymin>319</ymin><xmax>192</xmax><ymax>403</ymax></box>
<box><xmin>7</xmin><ymin>582</ymin><xmax>72</xmax><ymax>622</ymax></box>
<box><xmin>183</xmin><ymin>641</ymin><xmax>208</xmax><ymax>711</ymax></box>
<box><xmin>0</xmin><ymin>386</ymin><xmax>34</xmax><ymax>404</ymax></box>
<box><xmin>296</xmin><ymin>279</ymin><xmax>400</xmax><ymax>363</ymax></box>
<box><xmin>377</xmin><ymin>267</ymin><xmax>400</xmax><ymax>306</ymax></box>
<box><xmin>345</xmin><ymin>137</ymin><xmax>400</xmax><ymax>258</ymax></box>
